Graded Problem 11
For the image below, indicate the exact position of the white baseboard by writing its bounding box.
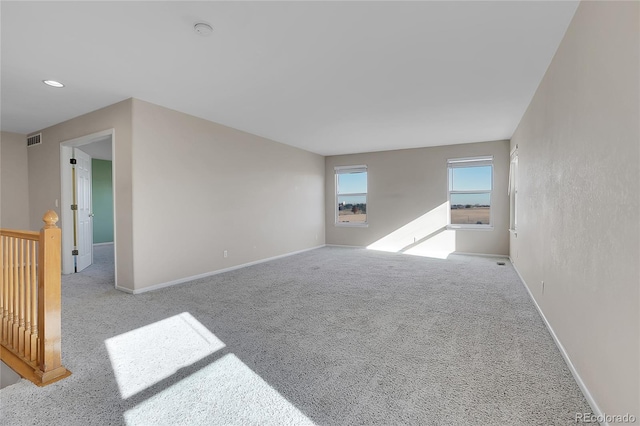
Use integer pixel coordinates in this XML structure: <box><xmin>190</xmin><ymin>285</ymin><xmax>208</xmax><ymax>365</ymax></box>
<box><xmin>451</xmin><ymin>251</ymin><xmax>508</xmax><ymax>258</ymax></box>
<box><xmin>115</xmin><ymin>285</ymin><xmax>134</xmax><ymax>294</ymax></box>
<box><xmin>128</xmin><ymin>245</ymin><xmax>326</xmax><ymax>295</ymax></box>
<box><xmin>93</xmin><ymin>242</ymin><xmax>114</xmax><ymax>247</ymax></box>
<box><xmin>327</xmin><ymin>245</ymin><xmax>508</xmax><ymax>259</ymax></box>
<box><xmin>510</xmin><ymin>261</ymin><xmax>606</xmax><ymax>425</ymax></box>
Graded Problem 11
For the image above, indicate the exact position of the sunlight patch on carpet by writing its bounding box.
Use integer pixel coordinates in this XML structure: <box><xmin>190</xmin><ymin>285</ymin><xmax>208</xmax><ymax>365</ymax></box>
<box><xmin>123</xmin><ymin>353</ymin><xmax>315</xmax><ymax>425</ymax></box>
<box><xmin>404</xmin><ymin>229</ymin><xmax>456</xmax><ymax>259</ymax></box>
<box><xmin>105</xmin><ymin>312</ymin><xmax>225</xmax><ymax>399</ymax></box>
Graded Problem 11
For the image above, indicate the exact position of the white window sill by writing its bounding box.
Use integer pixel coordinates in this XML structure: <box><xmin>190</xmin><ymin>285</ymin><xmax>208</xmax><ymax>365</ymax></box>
<box><xmin>335</xmin><ymin>223</ymin><xmax>369</xmax><ymax>228</ymax></box>
<box><xmin>447</xmin><ymin>225</ymin><xmax>493</xmax><ymax>231</ymax></box>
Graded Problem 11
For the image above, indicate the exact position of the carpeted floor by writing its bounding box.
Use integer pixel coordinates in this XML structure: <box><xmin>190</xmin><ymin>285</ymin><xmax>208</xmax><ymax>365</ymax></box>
<box><xmin>0</xmin><ymin>245</ymin><xmax>594</xmax><ymax>425</ymax></box>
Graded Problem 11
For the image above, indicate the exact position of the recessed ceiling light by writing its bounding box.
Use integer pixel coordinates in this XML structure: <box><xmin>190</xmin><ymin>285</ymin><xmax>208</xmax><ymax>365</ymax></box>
<box><xmin>194</xmin><ymin>22</ymin><xmax>213</xmax><ymax>37</ymax></box>
<box><xmin>43</xmin><ymin>80</ymin><xmax>64</xmax><ymax>88</ymax></box>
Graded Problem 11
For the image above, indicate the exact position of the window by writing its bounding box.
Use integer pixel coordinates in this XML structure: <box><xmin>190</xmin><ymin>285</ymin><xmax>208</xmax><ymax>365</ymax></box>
<box><xmin>335</xmin><ymin>165</ymin><xmax>367</xmax><ymax>226</ymax></box>
<box><xmin>508</xmin><ymin>147</ymin><xmax>518</xmax><ymax>231</ymax></box>
<box><xmin>448</xmin><ymin>156</ymin><xmax>493</xmax><ymax>228</ymax></box>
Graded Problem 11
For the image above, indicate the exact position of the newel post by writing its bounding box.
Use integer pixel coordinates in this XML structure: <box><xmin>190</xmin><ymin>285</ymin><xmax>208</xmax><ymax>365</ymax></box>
<box><xmin>36</xmin><ymin>210</ymin><xmax>68</xmax><ymax>383</ymax></box>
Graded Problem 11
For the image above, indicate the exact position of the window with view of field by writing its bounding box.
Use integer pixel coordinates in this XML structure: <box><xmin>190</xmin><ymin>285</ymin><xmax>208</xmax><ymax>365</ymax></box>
<box><xmin>448</xmin><ymin>157</ymin><xmax>493</xmax><ymax>228</ymax></box>
<box><xmin>336</xmin><ymin>166</ymin><xmax>367</xmax><ymax>225</ymax></box>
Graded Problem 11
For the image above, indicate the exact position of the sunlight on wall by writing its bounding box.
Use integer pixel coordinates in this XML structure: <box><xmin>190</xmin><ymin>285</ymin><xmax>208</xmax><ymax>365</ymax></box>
<box><xmin>366</xmin><ymin>202</ymin><xmax>455</xmax><ymax>259</ymax></box>
<box><xmin>105</xmin><ymin>312</ymin><xmax>225</xmax><ymax>399</ymax></box>
<box><xmin>123</xmin><ymin>353</ymin><xmax>314</xmax><ymax>425</ymax></box>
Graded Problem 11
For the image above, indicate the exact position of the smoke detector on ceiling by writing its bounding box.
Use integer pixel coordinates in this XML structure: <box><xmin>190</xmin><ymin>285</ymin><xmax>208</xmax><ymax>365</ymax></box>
<box><xmin>194</xmin><ymin>23</ymin><xmax>213</xmax><ymax>37</ymax></box>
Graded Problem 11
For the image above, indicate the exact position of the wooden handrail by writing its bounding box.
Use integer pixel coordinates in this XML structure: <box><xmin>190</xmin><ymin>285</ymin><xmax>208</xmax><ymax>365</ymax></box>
<box><xmin>0</xmin><ymin>230</ymin><xmax>39</xmax><ymax>241</ymax></box>
<box><xmin>0</xmin><ymin>210</ymin><xmax>71</xmax><ymax>386</ymax></box>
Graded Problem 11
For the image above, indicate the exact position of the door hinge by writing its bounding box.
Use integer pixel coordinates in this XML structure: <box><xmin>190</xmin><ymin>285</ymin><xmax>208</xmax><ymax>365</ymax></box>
<box><xmin>70</xmin><ymin>158</ymin><xmax>77</xmax><ymax>165</ymax></box>
<box><xmin>72</xmin><ymin>250</ymin><xmax>79</xmax><ymax>256</ymax></box>
<box><xmin>71</xmin><ymin>204</ymin><xmax>78</xmax><ymax>210</ymax></box>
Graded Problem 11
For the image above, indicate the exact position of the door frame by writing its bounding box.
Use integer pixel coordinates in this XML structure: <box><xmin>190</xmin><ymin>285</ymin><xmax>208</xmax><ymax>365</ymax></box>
<box><xmin>59</xmin><ymin>129</ymin><xmax>117</xmax><ymax>287</ymax></box>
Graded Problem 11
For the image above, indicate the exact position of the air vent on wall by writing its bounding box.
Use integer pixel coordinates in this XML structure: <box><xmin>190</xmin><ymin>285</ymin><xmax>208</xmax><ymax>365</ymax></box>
<box><xmin>27</xmin><ymin>133</ymin><xmax>42</xmax><ymax>147</ymax></box>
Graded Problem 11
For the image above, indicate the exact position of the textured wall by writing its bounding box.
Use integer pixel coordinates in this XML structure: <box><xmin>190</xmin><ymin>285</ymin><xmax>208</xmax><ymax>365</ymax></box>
<box><xmin>510</xmin><ymin>1</ymin><xmax>639</xmax><ymax>417</ymax></box>
<box><xmin>130</xmin><ymin>99</ymin><xmax>325</xmax><ymax>291</ymax></box>
<box><xmin>0</xmin><ymin>131</ymin><xmax>29</xmax><ymax>229</ymax></box>
<box><xmin>325</xmin><ymin>140</ymin><xmax>510</xmax><ymax>256</ymax></box>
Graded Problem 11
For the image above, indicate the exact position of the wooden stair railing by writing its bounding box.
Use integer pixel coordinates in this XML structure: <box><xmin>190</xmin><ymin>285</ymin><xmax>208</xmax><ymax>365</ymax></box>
<box><xmin>0</xmin><ymin>210</ymin><xmax>71</xmax><ymax>386</ymax></box>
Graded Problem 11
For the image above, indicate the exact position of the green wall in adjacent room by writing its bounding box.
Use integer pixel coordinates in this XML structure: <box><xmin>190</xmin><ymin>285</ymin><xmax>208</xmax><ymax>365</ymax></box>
<box><xmin>92</xmin><ymin>159</ymin><xmax>114</xmax><ymax>243</ymax></box>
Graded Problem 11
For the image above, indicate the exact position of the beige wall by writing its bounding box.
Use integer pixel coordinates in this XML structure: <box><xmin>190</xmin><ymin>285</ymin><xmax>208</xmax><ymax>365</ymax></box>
<box><xmin>29</xmin><ymin>100</ymin><xmax>135</xmax><ymax>291</ymax></box>
<box><xmin>130</xmin><ymin>99</ymin><xmax>325</xmax><ymax>291</ymax></box>
<box><xmin>23</xmin><ymin>97</ymin><xmax>324</xmax><ymax>292</ymax></box>
<box><xmin>510</xmin><ymin>1</ymin><xmax>639</xmax><ymax>418</ymax></box>
<box><xmin>325</xmin><ymin>140</ymin><xmax>510</xmax><ymax>256</ymax></box>
<box><xmin>0</xmin><ymin>131</ymin><xmax>30</xmax><ymax>229</ymax></box>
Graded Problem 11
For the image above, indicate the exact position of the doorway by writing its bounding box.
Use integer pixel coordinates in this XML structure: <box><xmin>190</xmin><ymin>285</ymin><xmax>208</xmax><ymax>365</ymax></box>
<box><xmin>60</xmin><ymin>129</ymin><xmax>116</xmax><ymax>286</ymax></box>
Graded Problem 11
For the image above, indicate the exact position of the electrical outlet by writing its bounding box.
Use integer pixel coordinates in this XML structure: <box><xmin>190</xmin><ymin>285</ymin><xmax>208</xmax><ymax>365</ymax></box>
<box><xmin>223</xmin><ymin>250</ymin><xmax>228</xmax><ymax>258</ymax></box>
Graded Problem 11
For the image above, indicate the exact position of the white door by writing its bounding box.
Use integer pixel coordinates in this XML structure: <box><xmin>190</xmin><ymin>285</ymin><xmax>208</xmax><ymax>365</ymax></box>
<box><xmin>74</xmin><ymin>148</ymin><xmax>93</xmax><ymax>272</ymax></box>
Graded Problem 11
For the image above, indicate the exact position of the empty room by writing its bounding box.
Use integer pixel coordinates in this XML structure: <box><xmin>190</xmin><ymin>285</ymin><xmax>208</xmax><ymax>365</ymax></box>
<box><xmin>0</xmin><ymin>1</ymin><xmax>638</xmax><ymax>425</ymax></box>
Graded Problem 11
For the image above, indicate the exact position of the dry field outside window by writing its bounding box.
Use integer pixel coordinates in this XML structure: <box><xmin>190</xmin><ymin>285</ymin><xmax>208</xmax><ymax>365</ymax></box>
<box><xmin>450</xmin><ymin>207</ymin><xmax>490</xmax><ymax>225</ymax></box>
<box><xmin>337</xmin><ymin>211</ymin><xmax>367</xmax><ymax>223</ymax></box>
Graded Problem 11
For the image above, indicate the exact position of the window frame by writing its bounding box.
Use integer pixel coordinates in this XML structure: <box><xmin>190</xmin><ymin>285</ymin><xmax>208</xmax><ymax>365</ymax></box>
<box><xmin>447</xmin><ymin>156</ymin><xmax>494</xmax><ymax>230</ymax></box>
<box><xmin>509</xmin><ymin>146</ymin><xmax>518</xmax><ymax>234</ymax></box>
<box><xmin>335</xmin><ymin>165</ymin><xmax>368</xmax><ymax>227</ymax></box>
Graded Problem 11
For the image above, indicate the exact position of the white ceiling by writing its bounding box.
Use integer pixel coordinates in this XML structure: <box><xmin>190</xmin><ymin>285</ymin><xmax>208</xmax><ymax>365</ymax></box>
<box><xmin>77</xmin><ymin>136</ymin><xmax>112</xmax><ymax>161</ymax></box>
<box><xmin>1</xmin><ymin>1</ymin><xmax>578</xmax><ymax>156</ymax></box>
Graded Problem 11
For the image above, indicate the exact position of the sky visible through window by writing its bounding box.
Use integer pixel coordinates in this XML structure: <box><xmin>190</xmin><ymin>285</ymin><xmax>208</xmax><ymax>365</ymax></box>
<box><xmin>449</xmin><ymin>166</ymin><xmax>492</xmax><ymax>205</ymax></box>
<box><xmin>337</xmin><ymin>172</ymin><xmax>367</xmax><ymax>203</ymax></box>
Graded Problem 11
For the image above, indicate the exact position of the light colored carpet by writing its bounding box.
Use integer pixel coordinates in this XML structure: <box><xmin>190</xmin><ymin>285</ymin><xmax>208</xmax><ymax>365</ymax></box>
<box><xmin>0</xmin><ymin>245</ymin><xmax>594</xmax><ymax>425</ymax></box>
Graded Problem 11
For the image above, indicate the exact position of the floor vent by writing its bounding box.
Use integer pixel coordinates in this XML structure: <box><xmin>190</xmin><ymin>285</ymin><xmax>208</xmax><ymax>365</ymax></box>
<box><xmin>27</xmin><ymin>133</ymin><xmax>42</xmax><ymax>147</ymax></box>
